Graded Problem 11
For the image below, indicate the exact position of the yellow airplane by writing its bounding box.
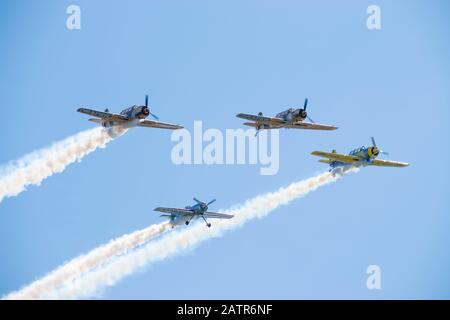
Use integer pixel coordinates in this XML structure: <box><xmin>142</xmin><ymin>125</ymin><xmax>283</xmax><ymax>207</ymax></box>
<box><xmin>311</xmin><ymin>137</ymin><xmax>409</xmax><ymax>174</ymax></box>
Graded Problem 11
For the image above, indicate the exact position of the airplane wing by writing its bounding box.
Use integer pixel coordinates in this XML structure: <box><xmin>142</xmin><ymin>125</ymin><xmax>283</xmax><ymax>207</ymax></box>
<box><xmin>203</xmin><ymin>212</ymin><xmax>234</xmax><ymax>219</ymax></box>
<box><xmin>369</xmin><ymin>159</ymin><xmax>410</xmax><ymax>167</ymax></box>
<box><xmin>154</xmin><ymin>207</ymin><xmax>193</xmax><ymax>216</ymax></box>
<box><xmin>318</xmin><ymin>159</ymin><xmax>333</xmax><ymax>164</ymax></box>
<box><xmin>137</xmin><ymin>119</ymin><xmax>184</xmax><ymax>130</ymax></box>
<box><xmin>241</xmin><ymin>122</ymin><xmax>281</xmax><ymax>129</ymax></box>
<box><xmin>236</xmin><ymin>113</ymin><xmax>285</xmax><ymax>125</ymax></box>
<box><xmin>284</xmin><ymin>122</ymin><xmax>338</xmax><ymax>130</ymax></box>
<box><xmin>77</xmin><ymin>108</ymin><xmax>129</xmax><ymax>122</ymax></box>
<box><xmin>311</xmin><ymin>151</ymin><xmax>361</xmax><ymax>163</ymax></box>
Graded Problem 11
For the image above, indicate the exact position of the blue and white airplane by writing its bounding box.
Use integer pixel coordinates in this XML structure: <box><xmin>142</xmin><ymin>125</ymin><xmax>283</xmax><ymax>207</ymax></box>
<box><xmin>236</xmin><ymin>98</ymin><xmax>338</xmax><ymax>135</ymax></box>
<box><xmin>311</xmin><ymin>137</ymin><xmax>409</xmax><ymax>174</ymax></box>
<box><xmin>154</xmin><ymin>198</ymin><xmax>234</xmax><ymax>228</ymax></box>
<box><xmin>77</xmin><ymin>95</ymin><xmax>183</xmax><ymax>130</ymax></box>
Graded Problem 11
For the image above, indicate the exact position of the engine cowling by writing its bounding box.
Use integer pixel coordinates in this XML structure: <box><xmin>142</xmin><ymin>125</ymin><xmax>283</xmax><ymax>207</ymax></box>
<box><xmin>368</xmin><ymin>146</ymin><xmax>379</xmax><ymax>157</ymax></box>
<box><xmin>142</xmin><ymin>106</ymin><xmax>150</xmax><ymax>116</ymax></box>
<box><xmin>294</xmin><ymin>108</ymin><xmax>307</xmax><ymax>120</ymax></box>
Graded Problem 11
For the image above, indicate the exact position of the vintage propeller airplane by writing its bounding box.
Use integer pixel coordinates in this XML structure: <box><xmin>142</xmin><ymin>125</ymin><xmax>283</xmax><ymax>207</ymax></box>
<box><xmin>77</xmin><ymin>95</ymin><xmax>184</xmax><ymax>130</ymax></box>
<box><xmin>154</xmin><ymin>198</ymin><xmax>234</xmax><ymax>228</ymax></box>
<box><xmin>236</xmin><ymin>98</ymin><xmax>338</xmax><ymax>136</ymax></box>
<box><xmin>311</xmin><ymin>137</ymin><xmax>409</xmax><ymax>174</ymax></box>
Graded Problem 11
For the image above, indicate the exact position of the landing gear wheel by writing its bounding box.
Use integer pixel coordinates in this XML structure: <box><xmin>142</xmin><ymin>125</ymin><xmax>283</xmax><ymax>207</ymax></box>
<box><xmin>207</xmin><ymin>223</ymin><xmax>211</xmax><ymax>228</ymax></box>
<box><xmin>185</xmin><ymin>221</ymin><xmax>190</xmax><ymax>225</ymax></box>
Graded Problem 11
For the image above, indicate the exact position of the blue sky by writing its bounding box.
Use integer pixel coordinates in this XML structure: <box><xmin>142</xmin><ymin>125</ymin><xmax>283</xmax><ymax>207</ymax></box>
<box><xmin>1</xmin><ymin>0</ymin><xmax>449</xmax><ymax>299</ymax></box>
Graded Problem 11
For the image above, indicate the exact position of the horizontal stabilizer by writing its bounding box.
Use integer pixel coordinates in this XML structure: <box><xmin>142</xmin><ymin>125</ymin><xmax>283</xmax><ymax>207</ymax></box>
<box><xmin>318</xmin><ymin>159</ymin><xmax>333</xmax><ymax>164</ymax></box>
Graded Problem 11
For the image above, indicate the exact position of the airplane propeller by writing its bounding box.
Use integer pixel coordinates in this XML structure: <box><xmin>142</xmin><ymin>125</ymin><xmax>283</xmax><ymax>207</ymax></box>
<box><xmin>304</xmin><ymin>98</ymin><xmax>317</xmax><ymax>123</ymax></box>
<box><xmin>299</xmin><ymin>98</ymin><xmax>315</xmax><ymax>123</ymax></box>
<box><xmin>193</xmin><ymin>197</ymin><xmax>216</xmax><ymax>210</ymax></box>
<box><xmin>306</xmin><ymin>115</ymin><xmax>315</xmax><ymax>123</ymax></box>
<box><xmin>371</xmin><ymin>137</ymin><xmax>389</xmax><ymax>155</ymax></box>
<box><xmin>145</xmin><ymin>94</ymin><xmax>159</xmax><ymax>120</ymax></box>
<box><xmin>193</xmin><ymin>197</ymin><xmax>202</xmax><ymax>204</ymax></box>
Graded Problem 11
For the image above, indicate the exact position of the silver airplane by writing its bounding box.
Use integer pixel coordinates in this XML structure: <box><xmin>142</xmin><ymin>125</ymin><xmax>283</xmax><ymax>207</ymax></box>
<box><xmin>154</xmin><ymin>198</ymin><xmax>234</xmax><ymax>228</ymax></box>
<box><xmin>236</xmin><ymin>98</ymin><xmax>338</xmax><ymax>135</ymax></box>
<box><xmin>77</xmin><ymin>95</ymin><xmax>184</xmax><ymax>130</ymax></box>
<box><xmin>311</xmin><ymin>137</ymin><xmax>410</xmax><ymax>174</ymax></box>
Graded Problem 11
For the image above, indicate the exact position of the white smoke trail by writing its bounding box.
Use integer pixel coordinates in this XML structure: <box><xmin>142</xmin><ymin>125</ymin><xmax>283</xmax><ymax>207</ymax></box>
<box><xmin>0</xmin><ymin>126</ymin><xmax>127</xmax><ymax>203</ymax></box>
<box><xmin>47</xmin><ymin>170</ymin><xmax>351</xmax><ymax>299</ymax></box>
<box><xmin>4</xmin><ymin>221</ymin><xmax>172</xmax><ymax>300</ymax></box>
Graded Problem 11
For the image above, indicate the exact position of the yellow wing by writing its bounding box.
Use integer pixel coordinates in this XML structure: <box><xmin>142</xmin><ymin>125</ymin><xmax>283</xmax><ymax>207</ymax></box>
<box><xmin>370</xmin><ymin>159</ymin><xmax>410</xmax><ymax>167</ymax></box>
<box><xmin>318</xmin><ymin>159</ymin><xmax>333</xmax><ymax>164</ymax></box>
<box><xmin>311</xmin><ymin>151</ymin><xmax>361</xmax><ymax>163</ymax></box>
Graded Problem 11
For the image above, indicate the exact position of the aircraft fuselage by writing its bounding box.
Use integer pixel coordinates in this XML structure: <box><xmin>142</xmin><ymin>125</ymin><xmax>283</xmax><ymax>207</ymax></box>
<box><xmin>120</xmin><ymin>105</ymin><xmax>150</xmax><ymax>119</ymax></box>
<box><xmin>101</xmin><ymin>105</ymin><xmax>150</xmax><ymax>127</ymax></box>
<box><xmin>275</xmin><ymin>108</ymin><xmax>307</xmax><ymax>123</ymax></box>
<box><xmin>329</xmin><ymin>146</ymin><xmax>380</xmax><ymax>173</ymax></box>
<box><xmin>168</xmin><ymin>214</ymin><xmax>197</xmax><ymax>226</ymax></box>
